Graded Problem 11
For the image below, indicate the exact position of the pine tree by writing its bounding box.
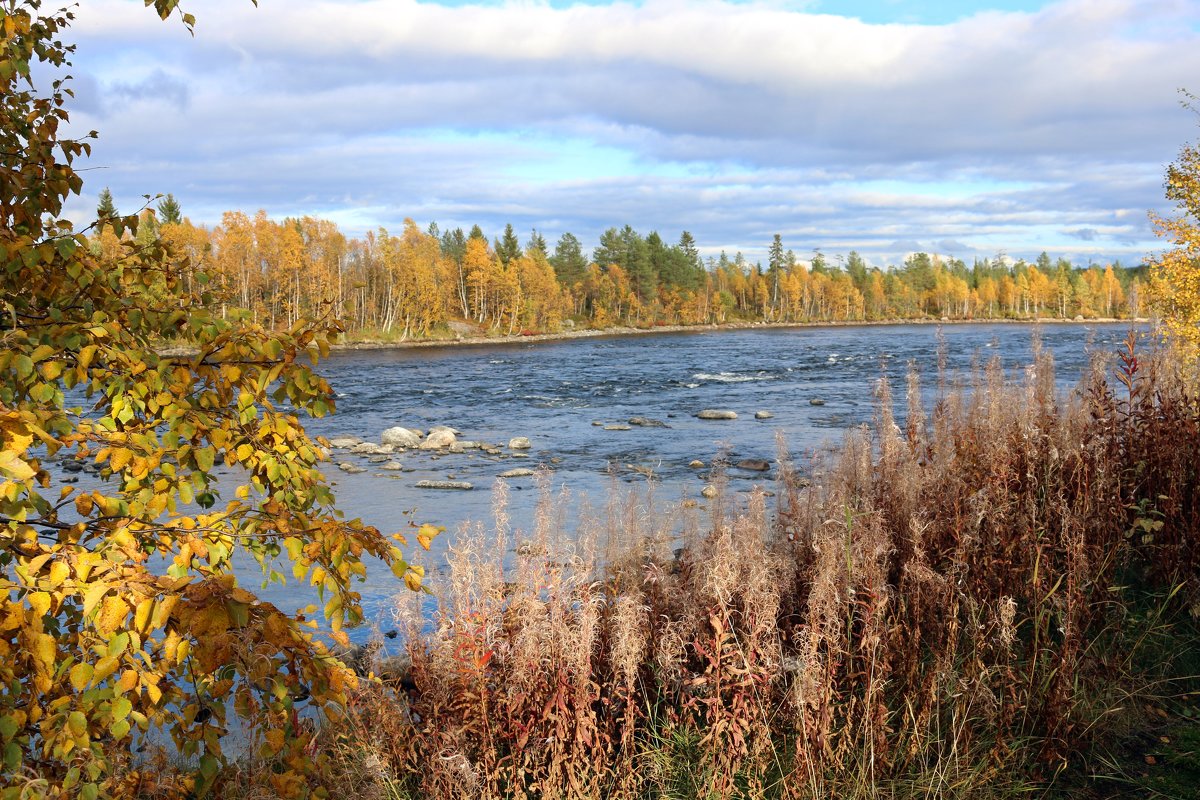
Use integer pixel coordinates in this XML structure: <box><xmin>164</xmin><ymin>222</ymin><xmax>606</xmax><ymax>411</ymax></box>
<box><xmin>157</xmin><ymin>192</ymin><xmax>182</xmax><ymax>224</ymax></box>
<box><xmin>96</xmin><ymin>186</ymin><xmax>116</xmax><ymax>220</ymax></box>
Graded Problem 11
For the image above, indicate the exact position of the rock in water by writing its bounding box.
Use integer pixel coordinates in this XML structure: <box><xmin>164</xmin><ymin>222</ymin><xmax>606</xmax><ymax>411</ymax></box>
<box><xmin>754</xmin><ymin>410</ymin><xmax>774</xmax><ymax>419</ymax></box>
<box><xmin>700</xmin><ymin>485</ymin><xmax>718</xmax><ymax>498</ymax></box>
<box><xmin>809</xmin><ymin>398</ymin><xmax>826</xmax><ymax>406</ymax></box>
<box><xmin>381</xmin><ymin>427</ymin><xmax>422</xmax><ymax>448</ymax></box>
<box><xmin>628</xmin><ymin>417</ymin><xmax>669</xmax><ymax>428</ymax></box>
<box><xmin>736</xmin><ymin>458</ymin><xmax>771</xmax><ymax>472</ymax></box>
<box><xmin>688</xmin><ymin>460</ymin><xmax>705</xmax><ymax>468</ymax></box>
<box><xmin>328</xmin><ymin>436</ymin><xmax>363</xmax><ymax>449</ymax></box>
<box><xmin>415</xmin><ymin>480</ymin><xmax>473</xmax><ymax>490</ymax></box>
<box><xmin>498</xmin><ymin>468</ymin><xmax>536</xmax><ymax>478</ymax></box>
<box><xmin>338</xmin><ymin>463</ymin><xmax>367</xmax><ymax>474</ymax></box>
<box><xmin>509</xmin><ymin>436</ymin><xmax>532</xmax><ymax>450</ymax></box>
<box><xmin>604</xmin><ymin>424</ymin><xmax>632</xmax><ymax>431</ymax></box>
<box><xmin>420</xmin><ymin>428</ymin><xmax>458</xmax><ymax>450</ymax></box>
<box><xmin>696</xmin><ymin>409</ymin><xmax>738</xmax><ymax>420</ymax></box>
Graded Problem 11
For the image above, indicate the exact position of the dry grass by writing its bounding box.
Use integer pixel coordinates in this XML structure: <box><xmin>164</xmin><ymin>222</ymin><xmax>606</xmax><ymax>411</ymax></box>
<box><xmin>280</xmin><ymin>334</ymin><xmax>1200</xmax><ymax>800</ymax></box>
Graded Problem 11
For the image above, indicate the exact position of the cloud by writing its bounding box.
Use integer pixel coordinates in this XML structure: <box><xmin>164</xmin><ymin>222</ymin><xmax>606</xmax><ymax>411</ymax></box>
<box><xmin>56</xmin><ymin>0</ymin><xmax>1198</xmax><ymax>265</ymax></box>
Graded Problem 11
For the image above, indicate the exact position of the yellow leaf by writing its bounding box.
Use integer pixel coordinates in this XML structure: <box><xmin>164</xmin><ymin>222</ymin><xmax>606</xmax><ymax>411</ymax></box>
<box><xmin>133</xmin><ymin>598</ymin><xmax>154</xmax><ymax>632</ymax></box>
<box><xmin>117</xmin><ymin>669</ymin><xmax>138</xmax><ymax>695</ymax></box>
<box><xmin>27</xmin><ymin>592</ymin><xmax>51</xmax><ymax>618</ymax></box>
<box><xmin>0</xmin><ymin>449</ymin><xmax>35</xmax><ymax>481</ymax></box>
<box><xmin>82</xmin><ymin>583</ymin><xmax>108</xmax><ymax>618</ymax></box>
<box><xmin>67</xmin><ymin>711</ymin><xmax>88</xmax><ymax>738</ymax></box>
<box><xmin>69</xmin><ymin>662</ymin><xmax>94</xmax><ymax>691</ymax></box>
<box><xmin>109</xmin><ymin>448</ymin><xmax>131</xmax><ymax>472</ymax></box>
<box><xmin>48</xmin><ymin>561</ymin><xmax>69</xmax><ymax>587</ymax></box>
<box><xmin>31</xmin><ymin>633</ymin><xmax>56</xmax><ymax>674</ymax></box>
<box><xmin>93</xmin><ymin>656</ymin><xmax>119</xmax><ymax>682</ymax></box>
<box><xmin>75</xmin><ymin>494</ymin><xmax>94</xmax><ymax>516</ymax></box>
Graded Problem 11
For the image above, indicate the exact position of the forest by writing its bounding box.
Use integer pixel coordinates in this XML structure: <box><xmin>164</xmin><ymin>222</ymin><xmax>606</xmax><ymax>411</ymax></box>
<box><xmin>96</xmin><ymin>191</ymin><xmax>1144</xmax><ymax>341</ymax></box>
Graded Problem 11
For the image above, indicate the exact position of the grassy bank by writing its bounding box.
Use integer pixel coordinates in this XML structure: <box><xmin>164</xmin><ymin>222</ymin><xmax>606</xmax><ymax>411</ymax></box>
<box><xmin>214</xmin><ymin>335</ymin><xmax>1197</xmax><ymax>799</ymax></box>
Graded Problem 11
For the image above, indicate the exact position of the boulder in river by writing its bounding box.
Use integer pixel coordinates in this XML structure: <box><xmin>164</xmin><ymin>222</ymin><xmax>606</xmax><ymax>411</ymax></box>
<box><xmin>604</xmin><ymin>424</ymin><xmax>632</xmax><ymax>431</ymax></box>
<box><xmin>509</xmin><ymin>436</ymin><xmax>532</xmax><ymax>450</ymax></box>
<box><xmin>736</xmin><ymin>458</ymin><xmax>771</xmax><ymax>472</ymax></box>
<box><xmin>420</xmin><ymin>428</ymin><xmax>458</xmax><ymax>450</ymax></box>
<box><xmin>688</xmin><ymin>459</ymin><xmax>705</xmax><ymax>468</ymax></box>
<box><xmin>697</xmin><ymin>409</ymin><xmax>738</xmax><ymax>420</ymax></box>
<box><xmin>701</xmin><ymin>485</ymin><xmax>718</xmax><ymax>499</ymax></box>
<box><xmin>338</xmin><ymin>463</ymin><xmax>368</xmax><ymax>474</ymax></box>
<box><xmin>754</xmin><ymin>410</ymin><xmax>774</xmax><ymax>419</ymax></box>
<box><xmin>809</xmin><ymin>398</ymin><xmax>826</xmax><ymax>406</ymax></box>
<box><xmin>499</xmin><ymin>468</ymin><xmax>536</xmax><ymax>478</ymax></box>
<box><xmin>380</xmin><ymin>461</ymin><xmax>404</xmax><ymax>471</ymax></box>
<box><xmin>628</xmin><ymin>417</ymin><xmax>669</xmax><ymax>428</ymax></box>
<box><xmin>328</xmin><ymin>436</ymin><xmax>363</xmax><ymax>449</ymax></box>
<box><xmin>415</xmin><ymin>480</ymin><xmax>473</xmax><ymax>490</ymax></box>
<box><xmin>381</xmin><ymin>427</ymin><xmax>422</xmax><ymax>448</ymax></box>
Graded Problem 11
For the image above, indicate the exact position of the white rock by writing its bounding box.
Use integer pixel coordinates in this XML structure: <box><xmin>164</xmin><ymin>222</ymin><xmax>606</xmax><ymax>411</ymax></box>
<box><xmin>381</xmin><ymin>427</ymin><xmax>423</xmax><ymax>448</ymax></box>
<box><xmin>420</xmin><ymin>428</ymin><xmax>458</xmax><ymax>450</ymax></box>
<box><xmin>499</xmin><ymin>468</ymin><xmax>536</xmax><ymax>478</ymax></box>
<box><xmin>696</xmin><ymin>409</ymin><xmax>738</xmax><ymax>420</ymax></box>
<box><xmin>509</xmin><ymin>436</ymin><xmax>532</xmax><ymax>450</ymax></box>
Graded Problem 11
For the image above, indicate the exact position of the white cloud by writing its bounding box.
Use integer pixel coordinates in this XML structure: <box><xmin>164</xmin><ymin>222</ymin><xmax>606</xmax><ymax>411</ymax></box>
<box><xmin>55</xmin><ymin>0</ymin><xmax>1200</xmax><ymax>265</ymax></box>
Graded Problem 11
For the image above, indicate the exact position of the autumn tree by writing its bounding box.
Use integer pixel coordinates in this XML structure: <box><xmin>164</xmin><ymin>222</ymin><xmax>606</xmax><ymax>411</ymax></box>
<box><xmin>0</xmin><ymin>4</ymin><xmax>425</xmax><ymax>797</ymax></box>
<box><xmin>1148</xmin><ymin>99</ymin><xmax>1200</xmax><ymax>355</ymax></box>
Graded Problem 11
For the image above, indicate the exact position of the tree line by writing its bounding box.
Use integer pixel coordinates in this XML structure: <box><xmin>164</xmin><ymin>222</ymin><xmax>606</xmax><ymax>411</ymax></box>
<box><xmin>95</xmin><ymin>192</ymin><xmax>1146</xmax><ymax>340</ymax></box>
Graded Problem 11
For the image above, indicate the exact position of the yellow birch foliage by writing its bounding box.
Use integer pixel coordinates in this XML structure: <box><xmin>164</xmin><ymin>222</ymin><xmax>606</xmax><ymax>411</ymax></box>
<box><xmin>1</xmin><ymin>4</ymin><xmax>423</xmax><ymax>798</ymax></box>
<box><xmin>1148</xmin><ymin>100</ymin><xmax>1200</xmax><ymax>356</ymax></box>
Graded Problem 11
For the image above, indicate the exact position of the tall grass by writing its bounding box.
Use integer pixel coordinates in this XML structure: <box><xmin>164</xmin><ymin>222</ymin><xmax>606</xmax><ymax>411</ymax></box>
<box><xmin>293</xmin><ymin>334</ymin><xmax>1200</xmax><ymax>800</ymax></box>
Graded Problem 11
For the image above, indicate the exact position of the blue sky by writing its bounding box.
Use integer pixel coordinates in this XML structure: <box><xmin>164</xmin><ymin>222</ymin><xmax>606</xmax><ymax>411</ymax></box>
<box><xmin>61</xmin><ymin>0</ymin><xmax>1200</xmax><ymax>266</ymax></box>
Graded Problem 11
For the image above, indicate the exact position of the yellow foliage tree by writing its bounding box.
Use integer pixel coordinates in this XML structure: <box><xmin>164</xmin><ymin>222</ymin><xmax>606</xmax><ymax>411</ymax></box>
<box><xmin>1148</xmin><ymin>96</ymin><xmax>1200</xmax><ymax>355</ymax></box>
<box><xmin>0</xmin><ymin>4</ymin><xmax>424</xmax><ymax>797</ymax></box>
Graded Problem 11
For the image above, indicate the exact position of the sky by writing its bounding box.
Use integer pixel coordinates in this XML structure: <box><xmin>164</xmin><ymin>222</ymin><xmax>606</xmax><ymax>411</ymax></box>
<box><xmin>57</xmin><ymin>0</ymin><xmax>1200</xmax><ymax>267</ymax></box>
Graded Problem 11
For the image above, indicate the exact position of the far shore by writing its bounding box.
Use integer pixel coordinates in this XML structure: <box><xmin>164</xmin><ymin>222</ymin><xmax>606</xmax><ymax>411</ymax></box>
<box><xmin>155</xmin><ymin>316</ymin><xmax>1148</xmax><ymax>358</ymax></box>
<box><xmin>331</xmin><ymin>316</ymin><xmax>1148</xmax><ymax>353</ymax></box>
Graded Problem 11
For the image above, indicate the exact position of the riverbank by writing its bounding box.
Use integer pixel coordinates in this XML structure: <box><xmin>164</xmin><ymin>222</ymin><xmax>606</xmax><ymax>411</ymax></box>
<box><xmin>331</xmin><ymin>315</ymin><xmax>1147</xmax><ymax>353</ymax></box>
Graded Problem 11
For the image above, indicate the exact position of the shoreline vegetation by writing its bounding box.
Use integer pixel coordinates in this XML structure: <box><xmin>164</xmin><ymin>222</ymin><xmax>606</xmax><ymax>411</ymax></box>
<box><xmin>332</xmin><ymin>315</ymin><xmax>1149</xmax><ymax>351</ymax></box>
<box><xmin>157</xmin><ymin>316</ymin><xmax>1150</xmax><ymax>358</ymax></box>
<box><xmin>215</xmin><ymin>334</ymin><xmax>1200</xmax><ymax>800</ymax></box>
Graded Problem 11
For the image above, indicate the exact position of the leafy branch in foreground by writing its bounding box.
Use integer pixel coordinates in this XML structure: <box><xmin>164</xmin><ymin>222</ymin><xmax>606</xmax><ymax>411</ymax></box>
<box><xmin>1</xmin><ymin>3</ymin><xmax>422</xmax><ymax>798</ymax></box>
